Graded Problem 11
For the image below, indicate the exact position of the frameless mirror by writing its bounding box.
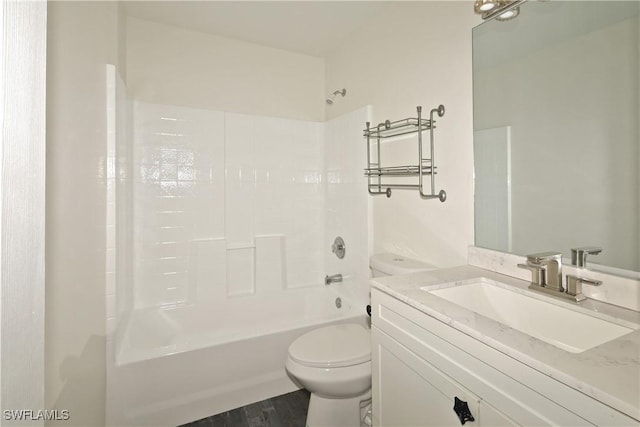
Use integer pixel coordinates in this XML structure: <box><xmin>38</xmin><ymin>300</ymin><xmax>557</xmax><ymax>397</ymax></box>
<box><xmin>473</xmin><ymin>1</ymin><xmax>639</xmax><ymax>278</ymax></box>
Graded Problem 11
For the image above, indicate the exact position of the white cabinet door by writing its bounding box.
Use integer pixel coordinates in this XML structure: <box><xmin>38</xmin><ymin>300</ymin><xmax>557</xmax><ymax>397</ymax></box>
<box><xmin>373</xmin><ymin>326</ymin><xmax>518</xmax><ymax>427</ymax></box>
<box><xmin>478</xmin><ymin>401</ymin><xmax>519</xmax><ymax>427</ymax></box>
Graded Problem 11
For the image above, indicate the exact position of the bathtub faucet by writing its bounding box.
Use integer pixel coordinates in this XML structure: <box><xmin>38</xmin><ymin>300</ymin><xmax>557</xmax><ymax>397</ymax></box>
<box><xmin>325</xmin><ymin>274</ymin><xmax>343</xmax><ymax>286</ymax></box>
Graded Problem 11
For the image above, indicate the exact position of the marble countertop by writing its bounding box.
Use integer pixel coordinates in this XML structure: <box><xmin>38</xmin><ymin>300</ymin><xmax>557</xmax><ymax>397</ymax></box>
<box><xmin>371</xmin><ymin>265</ymin><xmax>640</xmax><ymax>421</ymax></box>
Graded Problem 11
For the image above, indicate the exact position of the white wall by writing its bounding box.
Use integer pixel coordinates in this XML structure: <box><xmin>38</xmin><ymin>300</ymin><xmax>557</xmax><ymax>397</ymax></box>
<box><xmin>326</xmin><ymin>2</ymin><xmax>480</xmax><ymax>268</ymax></box>
<box><xmin>46</xmin><ymin>2</ymin><xmax>121</xmax><ymax>425</ymax></box>
<box><xmin>126</xmin><ymin>17</ymin><xmax>325</xmax><ymax>122</ymax></box>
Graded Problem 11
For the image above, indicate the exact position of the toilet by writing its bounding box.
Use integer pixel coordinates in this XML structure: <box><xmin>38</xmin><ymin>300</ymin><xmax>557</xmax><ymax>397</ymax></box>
<box><xmin>285</xmin><ymin>252</ymin><xmax>435</xmax><ymax>427</ymax></box>
<box><xmin>370</xmin><ymin>252</ymin><xmax>437</xmax><ymax>277</ymax></box>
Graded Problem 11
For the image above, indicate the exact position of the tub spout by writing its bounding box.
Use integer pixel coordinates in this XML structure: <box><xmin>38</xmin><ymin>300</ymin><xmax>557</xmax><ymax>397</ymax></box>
<box><xmin>325</xmin><ymin>274</ymin><xmax>343</xmax><ymax>286</ymax></box>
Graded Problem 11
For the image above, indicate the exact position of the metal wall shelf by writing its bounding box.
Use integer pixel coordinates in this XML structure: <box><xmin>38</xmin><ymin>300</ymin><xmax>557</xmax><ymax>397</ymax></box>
<box><xmin>364</xmin><ymin>105</ymin><xmax>446</xmax><ymax>201</ymax></box>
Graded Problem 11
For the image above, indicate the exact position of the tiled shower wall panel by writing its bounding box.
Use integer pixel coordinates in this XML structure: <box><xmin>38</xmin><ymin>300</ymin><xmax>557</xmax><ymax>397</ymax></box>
<box><xmin>324</xmin><ymin>106</ymin><xmax>371</xmax><ymax>305</ymax></box>
<box><xmin>253</xmin><ymin>115</ymin><xmax>325</xmax><ymax>289</ymax></box>
<box><xmin>132</xmin><ymin>101</ymin><xmax>226</xmax><ymax>308</ymax></box>
<box><xmin>225</xmin><ymin>113</ymin><xmax>256</xmax><ymax>297</ymax></box>
<box><xmin>131</xmin><ymin>102</ymin><xmax>325</xmax><ymax>308</ymax></box>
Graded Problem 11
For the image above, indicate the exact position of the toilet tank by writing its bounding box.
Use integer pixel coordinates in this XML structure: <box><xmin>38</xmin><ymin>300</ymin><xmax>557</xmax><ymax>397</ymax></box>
<box><xmin>369</xmin><ymin>253</ymin><xmax>436</xmax><ymax>277</ymax></box>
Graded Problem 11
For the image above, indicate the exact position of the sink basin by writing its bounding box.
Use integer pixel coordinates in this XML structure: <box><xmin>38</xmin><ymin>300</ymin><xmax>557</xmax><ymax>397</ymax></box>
<box><xmin>424</xmin><ymin>278</ymin><xmax>636</xmax><ymax>353</ymax></box>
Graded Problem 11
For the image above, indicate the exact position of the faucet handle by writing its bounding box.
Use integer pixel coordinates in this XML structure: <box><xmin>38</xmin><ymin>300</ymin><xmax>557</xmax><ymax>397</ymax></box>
<box><xmin>565</xmin><ymin>275</ymin><xmax>602</xmax><ymax>302</ymax></box>
<box><xmin>570</xmin><ymin>247</ymin><xmax>602</xmax><ymax>268</ymax></box>
<box><xmin>523</xmin><ymin>252</ymin><xmax>564</xmax><ymax>291</ymax></box>
<box><xmin>517</xmin><ymin>263</ymin><xmax>546</xmax><ymax>286</ymax></box>
<box><xmin>525</xmin><ymin>251</ymin><xmax>563</xmax><ymax>264</ymax></box>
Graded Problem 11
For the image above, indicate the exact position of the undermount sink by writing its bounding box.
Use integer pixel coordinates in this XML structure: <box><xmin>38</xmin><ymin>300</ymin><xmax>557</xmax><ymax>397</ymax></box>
<box><xmin>424</xmin><ymin>278</ymin><xmax>636</xmax><ymax>353</ymax></box>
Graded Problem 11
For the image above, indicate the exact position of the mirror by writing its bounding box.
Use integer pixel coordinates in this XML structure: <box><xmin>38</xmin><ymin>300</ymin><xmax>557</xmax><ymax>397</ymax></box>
<box><xmin>473</xmin><ymin>1</ymin><xmax>639</xmax><ymax>277</ymax></box>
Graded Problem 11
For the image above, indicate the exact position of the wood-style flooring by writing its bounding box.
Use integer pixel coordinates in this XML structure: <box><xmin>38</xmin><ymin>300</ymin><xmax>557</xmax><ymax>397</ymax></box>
<box><xmin>179</xmin><ymin>389</ymin><xmax>310</xmax><ymax>427</ymax></box>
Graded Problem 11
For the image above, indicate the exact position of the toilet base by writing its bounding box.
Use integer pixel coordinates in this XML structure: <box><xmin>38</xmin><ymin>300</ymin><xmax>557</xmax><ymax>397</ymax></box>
<box><xmin>305</xmin><ymin>389</ymin><xmax>371</xmax><ymax>427</ymax></box>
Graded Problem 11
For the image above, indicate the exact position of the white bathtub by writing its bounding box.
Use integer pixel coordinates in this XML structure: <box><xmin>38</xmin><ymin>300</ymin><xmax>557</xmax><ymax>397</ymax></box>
<box><xmin>107</xmin><ymin>286</ymin><xmax>368</xmax><ymax>427</ymax></box>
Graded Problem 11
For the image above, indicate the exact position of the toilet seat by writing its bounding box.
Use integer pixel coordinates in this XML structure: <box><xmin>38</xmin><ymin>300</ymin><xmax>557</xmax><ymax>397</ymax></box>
<box><xmin>288</xmin><ymin>323</ymin><xmax>370</xmax><ymax>368</ymax></box>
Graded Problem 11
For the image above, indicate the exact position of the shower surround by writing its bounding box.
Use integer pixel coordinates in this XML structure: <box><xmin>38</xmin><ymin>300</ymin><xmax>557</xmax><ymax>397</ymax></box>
<box><xmin>128</xmin><ymin>101</ymin><xmax>328</xmax><ymax>316</ymax></box>
<box><xmin>105</xmin><ymin>67</ymin><xmax>370</xmax><ymax>426</ymax></box>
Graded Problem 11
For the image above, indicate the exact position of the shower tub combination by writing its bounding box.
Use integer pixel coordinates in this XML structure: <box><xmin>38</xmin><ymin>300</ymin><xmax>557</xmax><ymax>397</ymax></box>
<box><xmin>108</xmin><ymin>287</ymin><xmax>366</xmax><ymax>427</ymax></box>
<box><xmin>105</xmin><ymin>82</ymin><xmax>371</xmax><ymax>427</ymax></box>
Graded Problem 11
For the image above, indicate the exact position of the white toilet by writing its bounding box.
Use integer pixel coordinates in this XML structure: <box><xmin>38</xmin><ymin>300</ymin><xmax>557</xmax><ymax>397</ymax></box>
<box><xmin>285</xmin><ymin>253</ymin><xmax>435</xmax><ymax>427</ymax></box>
<box><xmin>370</xmin><ymin>252</ymin><xmax>436</xmax><ymax>277</ymax></box>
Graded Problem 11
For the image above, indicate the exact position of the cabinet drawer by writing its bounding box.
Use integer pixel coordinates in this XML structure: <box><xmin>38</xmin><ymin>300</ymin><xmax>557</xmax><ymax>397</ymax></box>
<box><xmin>373</xmin><ymin>326</ymin><xmax>518</xmax><ymax>427</ymax></box>
<box><xmin>372</xmin><ymin>289</ymin><xmax>594</xmax><ymax>426</ymax></box>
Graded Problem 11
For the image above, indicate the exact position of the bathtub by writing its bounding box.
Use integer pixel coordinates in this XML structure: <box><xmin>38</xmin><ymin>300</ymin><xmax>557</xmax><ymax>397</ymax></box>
<box><xmin>106</xmin><ymin>286</ymin><xmax>367</xmax><ymax>427</ymax></box>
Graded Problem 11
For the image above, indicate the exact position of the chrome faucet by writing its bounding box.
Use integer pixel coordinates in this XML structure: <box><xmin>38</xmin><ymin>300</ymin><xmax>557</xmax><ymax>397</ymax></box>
<box><xmin>570</xmin><ymin>246</ymin><xmax>602</xmax><ymax>268</ymax></box>
<box><xmin>518</xmin><ymin>251</ymin><xmax>564</xmax><ymax>292</ymax></box>
<box><xmin>518</xmin><ymin>251</ymin><xmax>603</xmax><ymax>302</ymax></box>
<box><xmin>325</xmin><ymin>274</ymin><xmax>343</xmax><ymax>286</ymax></box>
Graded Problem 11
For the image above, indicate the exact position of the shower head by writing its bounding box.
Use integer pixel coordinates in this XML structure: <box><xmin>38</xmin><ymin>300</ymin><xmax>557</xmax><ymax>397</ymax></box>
<box><xmin>326</xmin><ymin>88</ymin><xmax>347</xmax><ymax>105</ymax></box>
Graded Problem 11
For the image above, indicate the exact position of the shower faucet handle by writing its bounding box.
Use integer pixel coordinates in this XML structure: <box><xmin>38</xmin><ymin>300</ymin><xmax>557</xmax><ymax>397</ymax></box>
<box><xmin>331</xmin><ymin>237</ymin><xmax>345</xmax><ymax>259</ymax></box>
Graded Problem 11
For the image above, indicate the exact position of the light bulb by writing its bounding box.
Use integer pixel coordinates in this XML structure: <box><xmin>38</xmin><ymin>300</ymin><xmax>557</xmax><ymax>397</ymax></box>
<box><xmin>474</xmin><ymin>0</ymin><xmax>497</xmax><ymax>14</ymax></box>
<box><xmin>496</xmin><ymin>6</ymin><xmax>520</xmax><ymax>21</ymax></box>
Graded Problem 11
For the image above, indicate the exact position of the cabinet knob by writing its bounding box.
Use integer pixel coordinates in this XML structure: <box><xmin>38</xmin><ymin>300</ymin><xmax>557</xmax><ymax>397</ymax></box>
<box><xmin>453</xmin><ymin>397</ymin><xmax>475</xmax><ymax>425</ymax></box>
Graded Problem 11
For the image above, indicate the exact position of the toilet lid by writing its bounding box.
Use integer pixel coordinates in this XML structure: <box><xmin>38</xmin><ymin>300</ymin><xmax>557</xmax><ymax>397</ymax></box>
<box><xmin>370</xmin><ymin>253</ymin><xmax>436</xmax><ymax>275</ymax></box>
<box><xmin>288</xmin><ymin>323</ymin><xmax>371</xmax><ymax>368</ymax></box>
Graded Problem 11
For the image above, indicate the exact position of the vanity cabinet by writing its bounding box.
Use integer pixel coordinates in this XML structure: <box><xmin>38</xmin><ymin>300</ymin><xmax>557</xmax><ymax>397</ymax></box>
<box><xmin>375</xmin><ymin>328</ymin><xmax>517</xmax><ymax>426</ymax></box>
<box><xmin>371</xmin><ymin>288</ymin><xmax>638</xmax><ymax>427</ymax></box>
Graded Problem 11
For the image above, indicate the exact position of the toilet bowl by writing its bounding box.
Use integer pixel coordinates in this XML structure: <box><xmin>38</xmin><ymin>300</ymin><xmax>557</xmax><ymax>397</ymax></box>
<box><xmin>286</xmin><ymin>323</ymin><xmax>371</xmax><ymax>427</ymax></box>
<box><xmin>286</xmin><ymin>253</ymin><xmax>435</xmax><ymax>427</ymax></box>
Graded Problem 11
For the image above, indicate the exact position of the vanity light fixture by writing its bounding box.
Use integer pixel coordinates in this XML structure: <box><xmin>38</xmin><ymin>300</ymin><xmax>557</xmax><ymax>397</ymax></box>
<box><xmin>475</xmin><ymin>0</ymin><xmax>524</xmax><ymax>21</ymax></box>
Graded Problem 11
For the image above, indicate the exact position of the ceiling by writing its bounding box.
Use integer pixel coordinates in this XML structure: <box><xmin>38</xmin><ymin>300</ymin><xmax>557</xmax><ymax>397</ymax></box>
<box><xmin>123</xmin><ymin>1</ymin><xmax>393</xmax><ymax>58</ymax></box>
